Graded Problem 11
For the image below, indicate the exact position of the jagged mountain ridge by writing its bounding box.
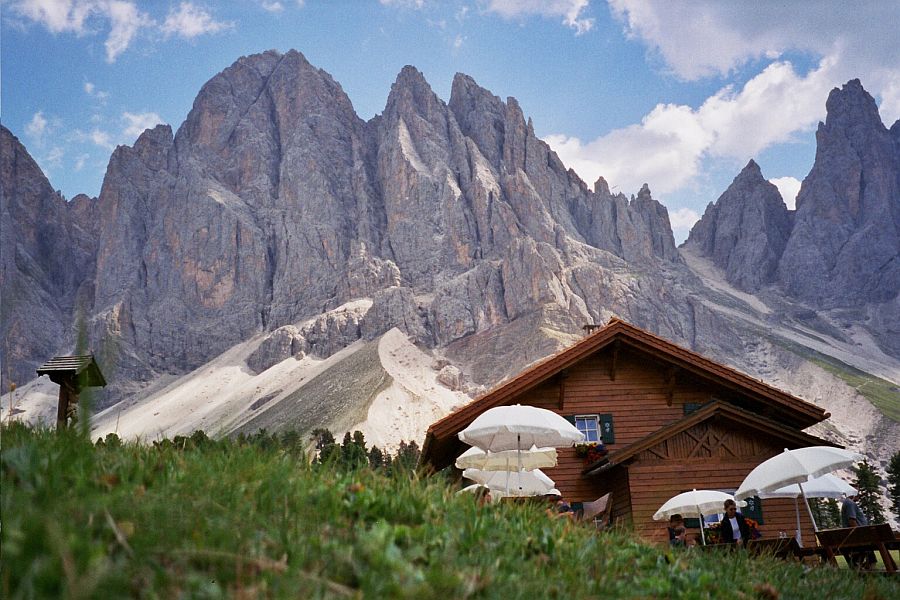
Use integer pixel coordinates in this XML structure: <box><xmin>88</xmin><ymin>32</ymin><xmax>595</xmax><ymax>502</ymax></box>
<box><xmin>685</xmin><ymin>79</ymin><xmax>900</xmax><ymax>357</ymax></box>
<box><xmin>1</xmin><ymin>49</ymin><xmax>690</xmax><ymax>402</ymax></box>
<box><xmin>3</xmin><ymin>53</ymin><xmax>899</xmax><ymax>482</ymax></box>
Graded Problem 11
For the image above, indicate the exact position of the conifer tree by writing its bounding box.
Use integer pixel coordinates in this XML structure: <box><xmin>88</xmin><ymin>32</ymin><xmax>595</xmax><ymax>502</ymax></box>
<box><xmin>823</xmin><ymin>498</ymin><xmax>841</xmax><ymax>529</ymax></box>
<box><xmin>341</xmin><ymin>430</ymin><xmax>368</xmax><ymax>469</ymax></box>
<box><xmin>368</xmin><ymin>445</ymin><xmax>385</xmax><ymax>470</ymax></box>
<box><xmin>887</xmin><ymin>450</ymin><xmax>900</xmax><ymax>520</ymax></box>
<box><xmin>311</xmin><ymin>428</ymin><xmax>339</xmax><ymax>464</ymax></box>
<box><xmin>853</xmin><ymin>461</ymin><xmax>886</xmax><ymax>524</ymax></box>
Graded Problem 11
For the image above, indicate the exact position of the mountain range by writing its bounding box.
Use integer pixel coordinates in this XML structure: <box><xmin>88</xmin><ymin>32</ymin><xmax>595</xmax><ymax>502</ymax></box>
<box><xmin>1</xmin><ymin>51</ymin><xmax>898</xmax><ymax>472</ymax></box>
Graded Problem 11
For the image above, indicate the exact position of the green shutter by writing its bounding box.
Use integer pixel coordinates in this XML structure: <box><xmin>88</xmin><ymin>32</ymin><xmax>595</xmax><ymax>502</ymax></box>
<box><xmin>742</xmin><ymin>496</ymin><xmax>764</xmax><ymax>525</ymax></box>
<box><xmin>599</xmin><ymin>414</ymin><xmax>614</xmax><ymax>444</ymax></box>
<box><xmin>563</xmin><ymin>415</ymin><xmax>577</xmax><ymax>426</ymax></box>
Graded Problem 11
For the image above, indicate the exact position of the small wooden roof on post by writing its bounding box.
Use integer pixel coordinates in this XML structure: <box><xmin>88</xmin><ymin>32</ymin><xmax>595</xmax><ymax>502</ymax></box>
<box><xmin>36</xmin><ymin>355</ymin><xmax>107</xmax><ymax>430</ymax></box>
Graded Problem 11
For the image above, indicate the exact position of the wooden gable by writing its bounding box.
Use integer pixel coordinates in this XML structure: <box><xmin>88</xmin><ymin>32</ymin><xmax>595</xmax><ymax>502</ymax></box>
<box><xmin>584</xmin><ymin>402</ymin><xmax>837</xmax><ymax>476</ymax></box>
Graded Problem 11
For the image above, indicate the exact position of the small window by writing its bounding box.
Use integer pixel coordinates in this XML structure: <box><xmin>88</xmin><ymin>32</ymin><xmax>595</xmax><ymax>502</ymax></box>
<box><xmin>575</xmin><ymin>415</ymin><xmax>600</xmax><ymax>442</ymax></box>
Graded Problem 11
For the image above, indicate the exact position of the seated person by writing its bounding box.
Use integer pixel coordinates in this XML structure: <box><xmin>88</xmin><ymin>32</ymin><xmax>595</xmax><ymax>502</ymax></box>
<box><xmin>668</xmin><ymin>514</ymin><xmax>685</xmax><ymax>546</ymax></box>
<box><xmin>719</xmin><ymin>499</ymin><xmax>751</xmax><ymax>547</ymax></box>
<box><xmin>548</xmin><ymin>499</ymin><xmax>575</xmax><ymax>520</ymax></box>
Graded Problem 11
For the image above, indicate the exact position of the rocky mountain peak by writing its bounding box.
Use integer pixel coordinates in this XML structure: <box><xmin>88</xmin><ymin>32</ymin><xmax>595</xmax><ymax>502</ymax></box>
<box><xmin>384</xmin><ymin>65</ymin><xmax>444</xmax><ymax>121</ymax></box>
<box><xmin>637</xmin><ymin>183</ymin><xmax>652</xmax><ymax>200</ymax></box>
<box><xmin>778</xmin><ymin>78</ymin><xmax>900</xmax><ymax>327</ymax></box>
<box><xmin>684</xmin><ymin>159</ymin><xmax>790</xmax><ymax>291</ymax></box>
<box><xmin>593</xmin><ymin>176</ymin><xmax>610</xmax><ymax>196</ymax></box>
<box><xmin>739</xmin><ymin>158</ymin><xmax>762</xmax><ymax>178</ymax></box>
<box><xmin>823</xmin><ymin>78</ymin><xmax>885</xmax><ymax>133</ymax></box>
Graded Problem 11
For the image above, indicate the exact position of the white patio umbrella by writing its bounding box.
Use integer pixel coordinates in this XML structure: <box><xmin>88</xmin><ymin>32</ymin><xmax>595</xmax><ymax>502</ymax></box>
<box><xmin>653</xmin><ymin>490</ymin><xmax>746</xmax><ymax>545</ymax></box>
<box><xmin>455</xmin><ymin>446</ymin><xmax>558</xmax><ymax>472</ymax></box>
<box><xmin>735</xmin><ymin>446</ymin><xmax>863</xmax><ymax>533</ymax></box>
<box><xmin>463</xmin><ymin>467</ymin><xmax>556</xmax><ymax>497</ymax></box>
<box><xmin>458</xmin><ymin>405</ymin><xmax>585</xmax><ymax>452</ymax></box>
<box><xmin>758</xmin><ymin>473</ymin><xmax>857</xmax><ymax>546</ymax></box>
<box><xmin>459</xmin><ymin>405</ymin><xmax>583</xmax><ymax>494</ymax></box>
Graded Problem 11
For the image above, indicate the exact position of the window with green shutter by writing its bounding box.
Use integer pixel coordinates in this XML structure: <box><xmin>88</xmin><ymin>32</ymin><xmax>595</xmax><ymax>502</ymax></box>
<box><xmin>565</xmin><ymin>414</ymin><xmax>614</xmax><ymax>444</ymax></box>
<box><xmin>599</xmin><ymin>413</ymin><xmax>614</xmax><ymax>444</ymax></box>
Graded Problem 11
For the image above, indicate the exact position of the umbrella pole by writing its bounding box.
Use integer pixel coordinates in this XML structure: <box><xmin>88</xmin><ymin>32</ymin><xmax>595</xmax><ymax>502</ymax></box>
<box><xmin>505</xmin><ymin>455</ymin><xmax>510</xmax><ymax>495</ymax></box>
<box><xmin>798</xmin><ymin>482</ymin><xmax>819</xmax><ymax>533</ymax></box>
<box><xmin>793</xmin><ymin>498</ymin><xmax>803</xmax><ymax>547</ymax></box>
<box><xmin>517</xmin><ymin>433</ymin><xmax>522</xmax><ymax>494</ymax></box>
<box><xmin>699</xmin><ymin>510</ymin><xmax>707</xmax><ymax>545</ymax></box>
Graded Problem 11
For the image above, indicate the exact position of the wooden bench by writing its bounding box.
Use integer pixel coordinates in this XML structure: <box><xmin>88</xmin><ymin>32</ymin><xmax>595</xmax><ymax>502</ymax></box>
<box><xmin>815</xmin><ymin>524</ymin><xmax>898</xmax><ymax>573</ymax></box>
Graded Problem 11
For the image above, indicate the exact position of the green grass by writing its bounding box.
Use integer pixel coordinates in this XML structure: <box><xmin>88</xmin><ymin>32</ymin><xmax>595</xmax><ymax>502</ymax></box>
<box><xmin>3</xmin><ymin>425</ymin><xmax>899</xmax><ymax>599</ymax></box>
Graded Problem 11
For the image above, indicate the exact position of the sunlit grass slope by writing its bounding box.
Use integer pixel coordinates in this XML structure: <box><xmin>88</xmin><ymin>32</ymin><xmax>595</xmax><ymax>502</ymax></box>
<box><xmin>2</xmin><ymin>424</ymin><xmax>897</xmax><ymax>599</ymax></box>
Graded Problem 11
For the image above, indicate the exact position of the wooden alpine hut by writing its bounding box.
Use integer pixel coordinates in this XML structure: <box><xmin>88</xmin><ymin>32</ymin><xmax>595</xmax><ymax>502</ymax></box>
<box><xmin>421</xmin><ymin>319</ymin><xmax>838</xmax><ymax>545</ymax></box>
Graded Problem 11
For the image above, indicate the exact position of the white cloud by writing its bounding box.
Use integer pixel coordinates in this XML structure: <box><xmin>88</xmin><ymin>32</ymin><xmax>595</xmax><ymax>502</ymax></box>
<box><xmin>769</xmin><ymin>176</ymin><xmax>801</xmax><ymax>211</ymax></box>
<box><xmin>9</xmin><ymin>0</ymin><xmax>153</xmax><ymax>63</ymax></box>
<box><xmin>122</xmin><ymin>111</ymin><xmax>164</xmax><ymax>139</ymax></box>
<box><xmin>74</xmin><ymin>153</ymin><xmax>90</xmax><ymax>171</ymax></box>
<box><xmin>9</xmin><ymin>0</ymin><xmax>96</xmax><ymax>33</ymax></box>
<box><xmin>453</xmin><ymin>34</ymin><xmax>465</xmax><ymax>49</ymax></box>
<box><xmin>607</xmin><ymin>0</ymin><xmax>900</xmax><ymax>123</ymax></box>
<box><xmin>105</xmin><ymin>0</ymin><xmax>152</xmax><ymax>62</ymax></box>
<box><xmin>45</xmin><ymin>146</ymin><xmax>65</xmax><ymax>166</ymax></box>
<box><xmin>669</xmin><ymin>207</ymin><xmax>701</xmax><ymax>238</ymax></box>
<box><xmin>88</xmin><ymin>128</ymin><xmax>114</xmax><ymax>149</ymax></box>
<box><xmin>260</xmin><ymin>1</ymin><xmax>284</xmax><ymax>13</ymax></box>
<box><xmin>486</xmin><ymin>0</ymin><xmax>594</xmax><ymax>35</ymax></box>
<box><xmin>379</xmin><ymin>0</ymin><xmax>425</xmax><ymax>8</ymax></box>
<box><xmin>544</xmin><ymin>60</ymin><xmax>835</xmax><ymax>197</ymax></box>
<box><xmin>84</xmin><ymin>81</ymin><xmax>110</xmax><ymax>102</ymax></box>
<box><xmin>161</xmin><ymin>2</ymin><xmax>232</xmax><ymax>39</ymax></box>
<box><xmin>25</xmin><ymin>111</ymin><xmax>49</xmax><ymax>144</ymax></box>
<box><xmin>10</xmin><ymin>1</ymin><xmax>232</xmax><ymax>62</ymax></box>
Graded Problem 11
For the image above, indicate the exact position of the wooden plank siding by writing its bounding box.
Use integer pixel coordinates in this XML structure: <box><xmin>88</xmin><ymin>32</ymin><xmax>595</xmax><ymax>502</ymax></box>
<box><xmin>524</xmin><ymin>348</ymin><xmax>726</xmax><ymax>502</ymax></box>
<box><xmin>627</xmin><ymin>461</ymin><xmax>818</xmax><ymax>546</ymax></box>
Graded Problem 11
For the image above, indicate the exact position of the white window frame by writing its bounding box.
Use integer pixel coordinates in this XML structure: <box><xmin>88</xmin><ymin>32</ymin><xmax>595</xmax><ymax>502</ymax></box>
<box><xmin>574</xmin><ymin>414</ymin><xmax>601</xmax><ymax>443</ymax></box>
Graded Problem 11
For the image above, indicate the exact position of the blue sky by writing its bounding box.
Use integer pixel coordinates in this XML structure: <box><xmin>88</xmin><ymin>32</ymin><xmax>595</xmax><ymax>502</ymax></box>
<box><xmin>3</xmin><ymin>1</ymin><xmax>900</xmax><ymax>242</ymax></box>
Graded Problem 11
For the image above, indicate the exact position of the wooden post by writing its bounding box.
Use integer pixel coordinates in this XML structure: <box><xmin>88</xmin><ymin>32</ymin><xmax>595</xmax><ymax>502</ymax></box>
<box><xmin>557</xmin><ymin>370</ymin><xmax>568</xmax><ymax>410</ymax></box>
<box><xmin>610</xmin><ymin>341</ymin><xmax>620</xmax><ymax>381</ymax></box>
<box><xmin>665</xmin><ymin>366</ymin><xmax>677</xmax><ymax>406</ymax></box>
<box><xmin>56</xmin><ymin>379</ymin><xmax>77</xmax><ymax>429</ymax></box>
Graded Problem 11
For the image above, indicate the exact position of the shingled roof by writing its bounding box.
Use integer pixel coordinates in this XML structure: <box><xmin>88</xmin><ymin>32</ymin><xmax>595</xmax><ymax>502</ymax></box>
<box><xmin>36</xmin><ymin>355</ymin><xmax>107</xmax><ymax>388</ymax></box>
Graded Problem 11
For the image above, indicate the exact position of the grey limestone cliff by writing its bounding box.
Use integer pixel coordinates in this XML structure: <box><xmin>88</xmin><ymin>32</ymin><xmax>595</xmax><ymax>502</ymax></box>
<box><xmin>684</xmin><ymin>160</ymin><xmax>792</xmax><ymax>291</ymax></box>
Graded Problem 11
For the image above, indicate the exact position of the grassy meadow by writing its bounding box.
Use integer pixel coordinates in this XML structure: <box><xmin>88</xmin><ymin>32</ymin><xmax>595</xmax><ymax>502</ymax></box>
<box><xmin>2</xmin><ymin>424</ymin><xmax>898</xmax><ymax>599</ymax></box>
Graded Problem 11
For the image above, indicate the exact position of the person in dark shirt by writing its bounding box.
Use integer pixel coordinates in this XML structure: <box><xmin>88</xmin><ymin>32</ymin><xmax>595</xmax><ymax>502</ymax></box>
<box><xmin>840</xmin><ymin>494</ymin><xmax>876</xmax><ymax>569</ymax></box>
<box><xmin>718</xmin><ymin>499</ymin><xmax>751</xmax><ymax>547</ymax></box>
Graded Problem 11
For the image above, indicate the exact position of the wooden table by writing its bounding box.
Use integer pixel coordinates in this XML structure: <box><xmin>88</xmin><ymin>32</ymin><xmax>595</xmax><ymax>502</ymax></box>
<box><xmin>815</xmin><ymin>524</ymin><xmax>898</xmax><ymax>573</ymax></box>
<box><xmin>747</xmin><ymin>537</ymin><xmax>801</xmax><ymax>560</ymax></box>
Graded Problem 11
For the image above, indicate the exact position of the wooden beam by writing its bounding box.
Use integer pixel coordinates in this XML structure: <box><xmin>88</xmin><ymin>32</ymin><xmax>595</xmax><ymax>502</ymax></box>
<box><xmin>56</xmin><ymin>380</ymin><xmax>76</xmax><ymax>430</ymax></box>
<box><xmin>609</xmin><ymin>340</ymin><xmax>620</xmax><ymax>381</ymax></box>
<box><xmin>665</xmin><ymin>366</ymin><xmax>678</xmax><ymax>406</ymax></box>
<box><xmin>557</xmin><ymin>369</ymin><xmax>568</xmax><ymax>410</ymax></box>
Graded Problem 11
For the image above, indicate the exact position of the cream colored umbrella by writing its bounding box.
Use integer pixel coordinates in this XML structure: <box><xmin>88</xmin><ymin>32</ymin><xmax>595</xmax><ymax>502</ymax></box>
<box><xmin>455</xmin><ymin>446</ymin><xmax>558</xmax><ymax>472</ymax></box>
<box><xmin>463</xmin><ymin>468</ymin><xmax>556</xmax><ymax>497</ymax></box>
